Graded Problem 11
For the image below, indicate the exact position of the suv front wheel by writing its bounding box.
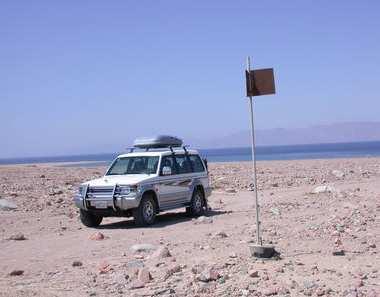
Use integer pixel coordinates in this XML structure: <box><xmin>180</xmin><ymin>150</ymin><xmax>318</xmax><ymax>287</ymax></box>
<box><xmin>186</xmin><ymin>188</ymin><xmax>205</xmax><ymax>217</ymax></box>
<box><xmin>133</xmin><ymin>194</ymin><xmax>157</xmax><ymax>226</ymax></box>
<box><xmin>80</xmin><ymin>209</ymin><xmax>103</xmax><ymax>227</ymax></box>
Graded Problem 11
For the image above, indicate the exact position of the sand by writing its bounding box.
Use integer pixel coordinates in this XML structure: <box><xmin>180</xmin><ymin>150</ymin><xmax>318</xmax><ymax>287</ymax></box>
<box><xmin>0</xmin><ymin>158</ymin><xmax>379</xmax><ymax>296</ymax></box>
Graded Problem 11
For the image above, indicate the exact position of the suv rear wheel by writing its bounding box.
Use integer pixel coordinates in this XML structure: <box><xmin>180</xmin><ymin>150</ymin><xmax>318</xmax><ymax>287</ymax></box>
<box><xmin>133</xmin><ymin>194</ymin><xmax>157</xmax><ymax>226</ymax></box>
<box><xmin>80</xmin><ymin>209</ymin><xmax>103</xmax><ymax>227</ymax></box>
<box><xmin>186</xmin><ymin>188</ymin><xmax>205</xmax><ymax>217</ymax></box>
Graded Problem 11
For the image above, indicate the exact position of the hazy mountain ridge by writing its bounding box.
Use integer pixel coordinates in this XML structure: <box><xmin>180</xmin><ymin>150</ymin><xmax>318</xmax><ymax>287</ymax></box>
<box><xmin>191</xmin><ymin>122</ymin><xmax>380</xmax><ymax>148</ymax></box>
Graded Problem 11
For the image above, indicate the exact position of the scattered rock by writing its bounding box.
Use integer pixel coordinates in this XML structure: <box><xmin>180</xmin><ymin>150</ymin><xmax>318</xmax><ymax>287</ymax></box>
<box><xmin>0</xmin><ymin>199</ymin><xmax>17</xmax><ymax>211</ymax></box>
<box><xmin>354</xmin><ymin>279</ymin><xmax>364</xmax><ymax>288</ymax></box>
<box><xmin>248</xmin><ymin>270</ymin><xmax>259</xmax><ymax>278</ymax></box>
<box><xmin>72</xmin><ymin>261</ymin><xmax>83</xmax><ymax>267</ymax></box>
<box><xmin>194</xmin><ymin>216</ymin><xmax>213</xmax><ymax>224</ymax></box>
<box><xmin>225</xmin><ymin>188</ymin><xmax>237</xmax><ymax>193</ymax></box>
<box><xmin>126</xmin><ymin>259</ymin><xmax>144</xmax><ymax>269</ymax></box>
<box><xmin>49</xmin><ymin>189</ymin><xmax>63</xmax><ymax>196</ymax></box>
<box><xmin>9</xmin><ymin>270</ymin><xmax>24</xmax><ymax>276</ymax></box>
<box><xmin>311</xmin><ymin>185</ymin><xmax>336</xmax><ymax>194</ymax></box>
<box><xmin>137</xmin><ymin>267</ymin><xmax>152</xmax><ymax>283</ymax></box>
<box><xmin>198</xmin><ymin>268</ymin><xmax>220</xmax><ymax>282</ymax></box>
<box><xmin>303</xmin><ymin>280</ymin><xmax>317</xmax><ymax>289</ymax></box>
<box><xmin>332</xmin><ymin>248</ymin><xmax>345</xmax><ymax>256</ymax></box>
<box><xmin>262</xmin><ymin>286</ymin><xmax>278</xmax><ymax>296</ymax></box>
<box><xmin>191</xmin><ymin>264</ymin><xmax>206</xmax><ymax>275</ymax></box>
<box><xmin>89</xmin><ymin>232</ymin><xmax>105</xmax><ymax>240</ymax></box>
<box><xmin>150</xmin><ymin>246</ymin><xmax>171</xmax><ymax>259</ymax></box>
<box><xmin>270</xmin><ymin>207</ymin><xmax>281</xmax><ymax>215</ymax></box>
<box><xmin>98</xmin><ymin>262</ymin><xmax>113</xmax><ymax>274</ymax></box>
<box><xmin>164</xmin><ymin>264</ymin><xmax>182</xmax><ymax>280</ymax></box>
<box><xmin>331</xmin><ymin>170</ymin><xmax>345</xmax><ymax>179</ymax></box>
<box><xmin>315</xmin><ymin>288</ymin><xmax>325</xmax><ymax>296</ymax></box>
<box><xmin>214</xmin><ymin>231</ymin><xmax>228</xmax><ymax>238</ymax></box>
<box><xmin>130</xmin><ymin>243</ymin><xmax>157</xmax><ymax>253</ymax></box>
<box><xmin>275</xmin><ymin>266</ymin><xmax>284</xmax><ymax>273</ymax></box>
<box><xmin>129</xmin><ymin>280</ymin><xmax>145</xmax><ymax>289</ymax></box>
<box><xmin>8</xmin><ymin>233</ymin><xmax>27</xmax><ymax>241</ymax></box>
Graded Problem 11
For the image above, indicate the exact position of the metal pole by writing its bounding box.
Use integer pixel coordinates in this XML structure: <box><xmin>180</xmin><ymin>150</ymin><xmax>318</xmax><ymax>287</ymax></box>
<box><xmin>247</xmin><ymin>57</ymin><xmax>262</xmax><ymax>246</ymax></box>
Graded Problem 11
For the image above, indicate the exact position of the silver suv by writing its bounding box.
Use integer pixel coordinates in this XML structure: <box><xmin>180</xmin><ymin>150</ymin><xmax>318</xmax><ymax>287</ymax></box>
<box><xmin>74</xmin><ymin>136</ymin><xmax>211</xmax><ymax>227</ymax></box>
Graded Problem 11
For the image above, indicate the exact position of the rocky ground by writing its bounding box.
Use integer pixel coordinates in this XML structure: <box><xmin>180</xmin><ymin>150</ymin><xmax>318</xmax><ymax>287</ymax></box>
<box><xmin>0</xmin><ymin>158</ymin><xmax>379</xmax><ymax>297</ymax></box>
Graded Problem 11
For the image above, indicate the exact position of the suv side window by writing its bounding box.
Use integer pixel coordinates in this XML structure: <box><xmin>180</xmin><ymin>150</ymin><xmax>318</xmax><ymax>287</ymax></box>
<box><xmin>174</xmin><ymin>154</ymin><xmax>192</xmax><ymax>174</ymax></box>
<box><xmin>160</xmin><ymin>155</ymin><xmax>176</xmax><ymax>175</ymax></box>
<box><xmin>189</xmin><ymin>155</ymin><xmax>205</xmax><ymax>172</ymax></box>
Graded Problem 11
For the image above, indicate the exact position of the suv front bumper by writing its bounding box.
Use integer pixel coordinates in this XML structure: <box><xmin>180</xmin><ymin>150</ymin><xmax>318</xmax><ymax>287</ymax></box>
<box><xmin>74</xmin><ymin>192</ymin><xmax>142</xmax><ymax>211</ymax></box>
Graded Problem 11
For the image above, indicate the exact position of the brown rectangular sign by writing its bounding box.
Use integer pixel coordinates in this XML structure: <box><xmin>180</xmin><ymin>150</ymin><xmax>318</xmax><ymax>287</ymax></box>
<box><xmin>246</xmin><ymin>68</ymin><xmax>276</xmax><ymax>97</ymax></box>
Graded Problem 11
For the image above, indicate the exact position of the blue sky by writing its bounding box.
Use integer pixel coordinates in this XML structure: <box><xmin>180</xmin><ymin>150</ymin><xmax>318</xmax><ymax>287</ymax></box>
<box><xmin>1</xmin><ymin>1</ymin><xmax>379</xmax><ymax>158</ymax></box>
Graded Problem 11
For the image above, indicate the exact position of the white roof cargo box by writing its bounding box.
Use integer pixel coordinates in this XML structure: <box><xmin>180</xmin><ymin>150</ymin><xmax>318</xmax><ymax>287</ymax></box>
<box><xmin>133</xmin><ymin>135</ymin><xmax>183</xmax><ymax>149</ymax></box>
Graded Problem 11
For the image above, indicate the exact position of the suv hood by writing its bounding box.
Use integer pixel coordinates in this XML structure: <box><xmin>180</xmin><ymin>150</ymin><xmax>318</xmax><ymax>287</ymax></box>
<box><xmin>83</xmin><ymin>174</ymin><xmax>156</xmax><ymax>187</ymax></box>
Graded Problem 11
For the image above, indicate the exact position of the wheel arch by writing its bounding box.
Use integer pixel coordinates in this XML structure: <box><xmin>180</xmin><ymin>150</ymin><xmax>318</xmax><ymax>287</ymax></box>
<box><xmin>141</xmin><ymin>189</ymin><xmax>159</xmax><ymax>212</ymax></box>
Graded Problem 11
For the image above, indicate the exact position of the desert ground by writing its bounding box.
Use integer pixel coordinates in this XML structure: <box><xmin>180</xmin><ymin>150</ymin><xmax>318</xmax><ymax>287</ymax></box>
<box><xmin>0</xmin><ymin>158</ymin><xmax>379</xmax><ymax>297</ymax></box>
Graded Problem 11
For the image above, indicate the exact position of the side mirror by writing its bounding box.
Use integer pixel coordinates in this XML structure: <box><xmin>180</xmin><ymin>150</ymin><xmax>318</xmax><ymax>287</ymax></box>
<box><xmin>162</xmin><ymin>166</ymin><xmax>172</xmax><ymax>176</ymax></box>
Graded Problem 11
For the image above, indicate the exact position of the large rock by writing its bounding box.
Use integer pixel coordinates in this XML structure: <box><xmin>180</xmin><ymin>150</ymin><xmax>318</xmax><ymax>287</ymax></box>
<box><xmin>0</xmin><ymin>199</ymin><xmax>17</xmax><ymax>211</ymax></box>
<box><xmin>130</xmin><ymin>243</ymin><xmax>157</xmax><ymax>253</ymax></box>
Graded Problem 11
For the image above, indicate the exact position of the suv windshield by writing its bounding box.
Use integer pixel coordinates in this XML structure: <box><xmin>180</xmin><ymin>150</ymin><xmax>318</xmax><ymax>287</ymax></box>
<box><xmin>106</xmin><ymin>156</ymin><xmax>159</xmax><ymax>175</ymax></box>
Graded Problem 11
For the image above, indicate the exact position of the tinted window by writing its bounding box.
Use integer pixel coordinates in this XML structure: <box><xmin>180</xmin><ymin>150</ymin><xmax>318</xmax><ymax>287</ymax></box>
<box><xmin>107</xmin><ymin>156</ymin><xmax>159</xmax><ymax>175</ymax></box>
<box><xmin>160</xmin><ymin>156</ymin><xmax>176</xmax><ymax>175</ymax></box>
<box><xmin>189</xmin><ymin>155</ymin><xmax>205</xmax><ymax>172</ymax></box>
<box><xmin>175</xmin><ymin>154</ymin><xmax>192</xmax><ymax>174</ymax></box>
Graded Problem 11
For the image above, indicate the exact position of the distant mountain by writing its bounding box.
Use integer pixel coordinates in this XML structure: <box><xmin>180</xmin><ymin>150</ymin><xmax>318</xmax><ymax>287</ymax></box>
<box><xmin>191</xmin><ymin>122</ymin><xmax>380</xmax><ymax>148</ymax></box>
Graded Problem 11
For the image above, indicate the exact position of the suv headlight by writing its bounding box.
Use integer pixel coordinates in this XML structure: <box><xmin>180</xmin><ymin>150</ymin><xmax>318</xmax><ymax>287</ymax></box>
<box><xmin>118</xmin><ymin>185</ymin><xmax>138</xmax><ymax>195</ymax></box>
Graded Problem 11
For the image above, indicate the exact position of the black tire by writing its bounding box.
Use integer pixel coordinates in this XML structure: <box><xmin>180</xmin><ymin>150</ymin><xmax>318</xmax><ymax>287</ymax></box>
<box><xmin>186</xmin><ymin>188</ymin><xmax>205</xmax><ymax>217</ymax></box>
<box><xmin>80</xmin><ymin>209</ymin><xmax>103</xmax><ymax>227</ymax></box>
<box><xmin>133</xmin><ymin>194</ymin><xmax>157</xmax><ymax>227</ymax></box>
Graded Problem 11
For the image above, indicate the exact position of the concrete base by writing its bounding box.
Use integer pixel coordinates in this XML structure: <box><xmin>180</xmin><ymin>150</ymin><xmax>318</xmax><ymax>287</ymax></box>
<box><xmin>249</xmin><ymin>244</ymin><xmax>276</xmax><ymax>258</ymax></box>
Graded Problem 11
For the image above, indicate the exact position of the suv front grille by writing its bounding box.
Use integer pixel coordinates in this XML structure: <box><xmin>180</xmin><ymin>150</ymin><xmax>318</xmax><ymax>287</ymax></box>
<box><xmin>88</xmin><ymin>186</ymin><xmax>114</xmax><ymax>195</ymax></box>
<box><xmin>86</xmin><ymin>186</ymin><xmax>114</xmax><ymax>201</ymax></box>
